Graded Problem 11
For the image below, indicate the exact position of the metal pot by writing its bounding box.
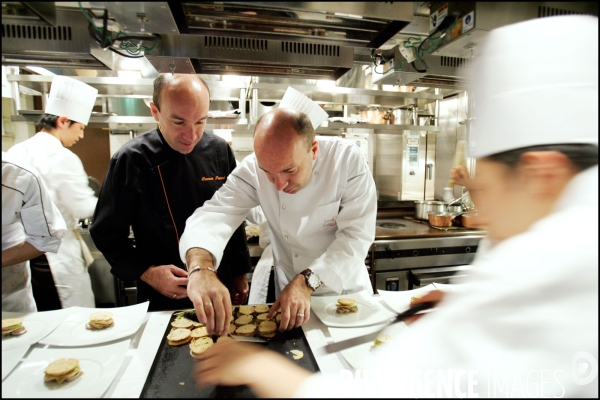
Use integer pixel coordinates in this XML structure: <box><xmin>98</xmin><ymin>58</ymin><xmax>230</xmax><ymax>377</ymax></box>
<box><xmin>359</xmin><ymin>108</ymin><xmax>394</xmax><ymax>124</ymax></box>
<box><xmin>418</xmin><ymin>116</ymin><xmax>434</xmax><ymax>126</ymax></box>
<box><xmin>392</xmin><ymin>108</ymin><xmax>413</xmax><ymax>125</ymax></box>
<box><xmin>446</xmin><ymin>204</ymin><xmax>463</xmax><ymax>213</ymax></box>
<box><xmin>414</xmin><ymin>200</ymin><xmax>445</xmax><ymax>220</ymax></box>
<box><xmin>428</xmin><ymin>211</ymin><xmax>458</xmax><ymax>227</ymax></box>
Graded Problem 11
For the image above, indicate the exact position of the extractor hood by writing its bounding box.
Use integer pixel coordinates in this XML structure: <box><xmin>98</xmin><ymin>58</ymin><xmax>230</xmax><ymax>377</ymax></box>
<box><xmin>2</xmin><ymin>2</ymin><xmax>415</xmax><ymax>80</ymax></box>
<box><xmin>1</xmin><ymin>4</ymin><xmax>114</xmax><ymax>70</ymax></box>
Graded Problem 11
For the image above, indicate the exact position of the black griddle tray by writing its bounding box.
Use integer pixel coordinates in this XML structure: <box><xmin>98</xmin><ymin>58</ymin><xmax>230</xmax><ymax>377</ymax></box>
<box><xmin>141</xmin><ymin>310</ymin><xmax>320</xmax><ymax>398</ymax></box>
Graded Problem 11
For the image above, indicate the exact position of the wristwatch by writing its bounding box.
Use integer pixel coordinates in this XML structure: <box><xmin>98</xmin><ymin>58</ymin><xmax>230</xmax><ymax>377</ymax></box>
<box><xmin>300</xmin><ymin>269</ymin><xmax>321</xmax><ymax>291</ymax></box>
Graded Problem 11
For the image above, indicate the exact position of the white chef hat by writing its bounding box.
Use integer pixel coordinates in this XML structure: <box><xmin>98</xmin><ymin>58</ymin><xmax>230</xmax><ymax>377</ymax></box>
<box><xmin>279</xmin><ymin>86</ymin><xmax>329</xmax><ymax>130</ymax></box>
<box><xmin>213</xmin><ymin>129</ymin><xmax>233</xmax><ymax>143</ymax></box>
<box><xmin>468</xmin><ymin>16</ymin><xmax>598</xmax><ymax>159</ymax></box>
<box><xmin>45</xmin><ymin>76</ymin><xmax>98</xmax><ymax>126</ymax></box>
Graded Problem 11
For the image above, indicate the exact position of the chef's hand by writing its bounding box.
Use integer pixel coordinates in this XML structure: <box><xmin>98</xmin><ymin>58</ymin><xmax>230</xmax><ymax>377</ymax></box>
<box><xmin>268</xmin><ymin>274</ymin><xmax>311</xmax><ymax>331</ymax></box>
<box><xmin>450</xmin><ymin>165</ymin><xmax>472</xmax><ymax>188</ymax></box>
<box><xmin>230</xmin><ymin>274</ymin><xmax>249</xmax><ymax>305</ymax></box>
<box><xmin>405</xmin><ymin>289</ymin><xmax>445</xmax><ymax>325</ymax></box>
<box><xmin>186</xmin><ymin>248</ymin><xmax>232</xmax><ymax>336</ymax></box>
<box><xmin>194</xmin><ymin>337</ymin><xmax>311</xmax><ymax>397</ymax></box>
<box><xmin>140</xmin><ymin>264</ymin><xmax>188</xmax><ymax>300</ymax></box>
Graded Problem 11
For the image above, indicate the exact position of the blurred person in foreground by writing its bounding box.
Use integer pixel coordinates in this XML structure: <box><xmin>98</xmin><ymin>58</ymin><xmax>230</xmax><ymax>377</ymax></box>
<box><xmin>8</xmin><ymin>76</ymin><xmax>98</xmax><ymax>309</ymax></box>
<box><xmin>90</xmin><ymin>74</ymin><xmax>252</xmax><ymax>311</ymax></box>
<box><xmin>2</xmin><ymin>153</ymin><xmax>67</xmax><ymax>312</ymax></box>
<box><xmin>192</xmin><ymin>15</ymin><xmax>598</xmax><ymax>397</ymax></box>
<box><xmin>179</xmin><ymin>95</ymin><xmax>377</xmax><ymax>335</ymax></box>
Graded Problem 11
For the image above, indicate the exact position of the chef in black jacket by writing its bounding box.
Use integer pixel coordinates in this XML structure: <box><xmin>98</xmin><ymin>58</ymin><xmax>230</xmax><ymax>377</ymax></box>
<box><xmin>90</xmin><ymin>74</ymin><xmax>252</xmax><ymax>311</ymax></box>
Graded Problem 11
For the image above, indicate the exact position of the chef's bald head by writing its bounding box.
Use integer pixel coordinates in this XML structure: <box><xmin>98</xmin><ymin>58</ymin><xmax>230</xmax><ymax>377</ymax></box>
<box><xmin>152</xmin><ymin>74</ymin><xmax>211</xmax><ymax>111</ymax></box>
<box><xmin>255</xmin><ymin>108</ymin><xmax>315</xmax><ymax>151</ymax></box>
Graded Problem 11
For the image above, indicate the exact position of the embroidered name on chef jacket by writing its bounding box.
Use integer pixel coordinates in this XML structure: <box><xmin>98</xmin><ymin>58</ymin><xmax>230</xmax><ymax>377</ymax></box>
<box><xmin>201</xmin><ymin>176</ymin><xmax>226</xmax><ymax>181</ymax></box>
<box><xmin>323</xmin><ymin>217</ymin><xmax>337</xmax><ymax>227</ymax></box>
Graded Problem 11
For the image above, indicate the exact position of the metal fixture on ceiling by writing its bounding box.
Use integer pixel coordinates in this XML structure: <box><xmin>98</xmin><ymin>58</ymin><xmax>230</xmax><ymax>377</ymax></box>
<box><xmin>2</xmin><ymin>2</ymin><xmax>415</xmax><ymax>80</ymax></box>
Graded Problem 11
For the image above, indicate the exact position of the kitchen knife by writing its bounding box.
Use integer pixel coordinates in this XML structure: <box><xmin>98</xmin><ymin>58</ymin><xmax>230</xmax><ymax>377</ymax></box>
<box><xmin>227</xmin><ymin>333</ymin><xmax>268</xmax><ymax>343</ymax></box>
<box><xmin>323</xmin><ymin>301</ymin><xmax>435</xmax><ymax>354</ymax></box>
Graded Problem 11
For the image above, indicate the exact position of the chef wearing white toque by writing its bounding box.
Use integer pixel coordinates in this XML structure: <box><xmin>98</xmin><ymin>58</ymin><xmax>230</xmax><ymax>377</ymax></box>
<box><xmin>8</xmin><ymin>75</ymin><xmax>99</xmax><ymax>309</ymax></box>
<box><xmin>192</xmin><ymin>15</ymin><xmax>598</xmax><ymax>398</ymax></box>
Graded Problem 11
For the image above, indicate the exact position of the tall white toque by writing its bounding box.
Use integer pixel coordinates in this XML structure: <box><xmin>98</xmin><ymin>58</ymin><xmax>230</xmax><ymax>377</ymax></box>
<box><xmin>45</xmin><ymin>76</ymin><xmax>99</xmax><ymax>126</ymax></box>
<box><xmin>279</xmin><ymin>86</ymin><xmax>329</xmax><ymax>130</ymax></box>
<box><xmin>468</xmin><ymin>15</ymin><xmax>598</xmax><ymax>159</ymax></box>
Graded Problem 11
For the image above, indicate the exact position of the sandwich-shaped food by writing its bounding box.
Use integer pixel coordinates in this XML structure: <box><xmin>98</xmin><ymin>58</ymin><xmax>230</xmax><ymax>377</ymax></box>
<box><xmin>336</xmin><ymin>298</ymin><xmax>358</xmax><ymax>314</ymax></box>
<box><xmin>189</xmin><ymin>336</ymin><xmax>213</xmax><ymax>359</ymax></box>
<box><xmin>253</xmin><ymin>304</ymin><xmax>270</xmax><ymax>314</ymax></box>
<box><xmin>190</xmin><ymin>326</ymin><xmax>209</xmax><ymax>338</ymax></box>
<box><xmin>44</xmin><ymin>358</ymin><xmax>83</xmax><ymax>384</ymax></box>
<box><xmin>167</xmin><ymin>328</ymin><xmax>192</xmax><ymax>346</ymax></box>
<box><xmin>371</xmin><ymin>333</ymin><xmax>395</xmax><ymax>350</ymax></box>
<box><xmin>256</xmin><ymin>313</ymin><xmax>272</xmax><ymax>322</ymax></box>
<box><xmin>171</xmin><ymin>317</ymin><xmax>195</xmax><ymax>329</ymax></box>
<box><xmin>234</xmin><ymin>314</ymin><xmax>254</xmax><ymax>326</ymax></box>
<box><xmin>237</xmin><ymin>305</ymin><xmax>255</xmax><ymax>317</ymax></box>
<box><xmin>86</xmin><ymin>311</ymin><xmax>114</xmax><ymax>330</ymax></box>
<box><xmin>2</xmin><ymin>318</ymin><xmax>27</xmax><ymax>336</ymax></box>
<box><xmin>258</xmin><ymin>320</ymin><xmax>277</xmax><ymax>338</ymax></box>
<box><xmin>235</xmin><ymin>324</ymin><xmax>257</xmax><ymax>337</ymax></box>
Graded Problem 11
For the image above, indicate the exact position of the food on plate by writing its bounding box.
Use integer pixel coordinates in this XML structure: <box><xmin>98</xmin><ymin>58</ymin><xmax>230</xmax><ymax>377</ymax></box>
<box><xmin>275</xmin><ymin>313</ymin><xmax>282</xmax><ymax>323</ymax></box>
<box><xmin>167</xmin><ymin>328</ymin><xmax>192</xmax><ymax>346</ymax></box>
<box><xmin>290</xmin><ymin>350</ymin><xmax>304</xmax><ymax>360</ymax></box>
<box><xmin>258</xmin><ymin>320</ymin><xmax>277</xmax><ymax>338</ymax></box>
<box><xmin>229</xmin><ymin>323</ymin><xmax>237</xmax><ymax>334</ymax></box>
<box><xmin>190</xmin><ymin>326</ymin><xmax>209</xmax><ymax>338</ymax></box>
<box><xmin>234</xmin><ymin>314</ymin><xmax>254</xmax><ymax>326</ymax></box>
<box><xmin>44</xmin><ymin>358</ymin><xmax>84</xmax><ymax>384</ymax></box>
<box><xmin>235</xmin><ymin>324</ymin><xmax>257</xmax><ymax>337</ymax></box>
<box><xmin>336</xmin><ymin>298</ymin><xmax>358</xmax><ymax>314</ymax></box>
<box><xmin>86</xmin><ymin>311</ymin><xmax>114</xmax><ymax>330</ymax></box>
<box><xmin>253</xmin><ymin>304</ymin><xmax>270</xmax><ymax>314</ymax></box>
<box><xmin>256</xmin><ymin>313</ymin><xmax>272</xmax><ymax>322</ymax></box>
<box><xmin>171</xmin><ymin>317</ymin><xmax>195</xmax><ymax>329</ymax></box>
<box><xmin>237</xmin><ymin>305</ymin><xmax>255</xmax><ymax>317</ymax></box>
<box><xmin>370</xmin><ymin>333</ymin><xmax>395</xmax><ymax>350</ymax></box>
<box><xmin>216</xmin><ymin>335</ymin><xmax>233</xmax><ymax>343</ymax></box>
<box><xmin>2</xmin><ymin>317</ymin><xmax>27</xmax><ymax>336</ymax></box>
<box><xmin>189</xmin><ymin>336</ymin><xmax>213</xmax><ymax>359</ymax></box>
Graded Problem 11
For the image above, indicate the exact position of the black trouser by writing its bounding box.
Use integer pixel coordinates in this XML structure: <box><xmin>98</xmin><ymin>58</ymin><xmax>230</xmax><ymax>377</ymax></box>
<box><xmin>29</xmin><ymin>254</ymin><xmax>62</xmax><ymax>311</ymax></box>
<box><xmin>266</xmin><ymin>267</ymin><xmax>276</xmax><ymax>304</ymax></box>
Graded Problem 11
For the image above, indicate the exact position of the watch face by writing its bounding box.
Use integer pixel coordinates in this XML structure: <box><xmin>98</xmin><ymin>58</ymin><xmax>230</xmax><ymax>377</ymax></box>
<box><xmin>308</xmin><ymin>274</ymin><xmax>320</xmax><ymax>288</ymax></box>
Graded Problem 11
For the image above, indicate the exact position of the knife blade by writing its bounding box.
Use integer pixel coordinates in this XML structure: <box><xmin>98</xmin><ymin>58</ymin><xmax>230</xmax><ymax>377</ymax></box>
<box><xmin>228</xmin><ymin>333</ymin><xmax>268</xmax><ymax>343</ymax></box>
<box><xmin>323</xmin><ymin>301</ymin><xmax>435</xmax><ymax>354</ymax></box>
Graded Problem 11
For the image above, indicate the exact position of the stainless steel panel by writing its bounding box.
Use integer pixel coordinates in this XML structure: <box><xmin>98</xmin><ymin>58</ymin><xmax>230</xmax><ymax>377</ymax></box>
<box><xmin>375</xmin><ymin>271</ymin><xmax>409</xmax><ymax>292</ymax></box>
<box><xmin>434</xmin><ymin>95</ymin><xmax>459</xmax><ymax>200</ymax></box>
<box><xmin>374</xmin><ymin>253</ymin><xmax>476</xmax><ymax>272</ymax></box>
<box><xmin>103</xmin><ymin>2</ymin><xmax>179</xmax><ymax>34</ymax></box>
<box><xmin>400</xmin><ymin>131</ymin><xmax>427</xmax><ymax>200</ymax></box>
<box><xmin>425</xmin><ymin>132</ymin><xmax>436</xmax><ymax>200</ymax></box>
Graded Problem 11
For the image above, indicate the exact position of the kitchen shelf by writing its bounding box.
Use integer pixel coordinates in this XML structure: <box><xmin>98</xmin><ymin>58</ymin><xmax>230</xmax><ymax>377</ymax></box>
<box><xmin>249</xmin><ymin>82</ymin><xmax>442</xmax><ymax>108</ymax></box>
<box><xmin>6</xmin><ymin>75</ymin><xmax>247</xmax><ymax>101</ymax></box>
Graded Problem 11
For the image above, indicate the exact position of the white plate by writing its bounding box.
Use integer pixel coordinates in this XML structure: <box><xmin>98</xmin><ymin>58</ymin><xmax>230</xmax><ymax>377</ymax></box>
<box><xmin>2</xmin><ymin>339</ymin><xmax>130</xmax><ymax>398</ymax></box>
<box><xmin>38</xmin><ymin>302</ymin><xmax>148</xmax><ymax>347</ymax></box>
<box><xmin>2</xmin><ymin>345</ymin><xmax>30</xmax><ymax>380</ymax></box>
<box><xmin>2</xmin><ymin>309</ymin><xmax>68</xmax><ymax>351</ymax></box>
<box><xmin>376</xmin><ymin>284</ymin><xmax>438</xmax><ymax>314</ymax></box>
<box><xmin>311</xmin><ymin>291</ymin><xmax>396</xmax><ymax>328</ymax></box>
<box><xmin>328</xmin><ymin>323</ymin><xmax>410</xmax><ymax>370</ymax></box>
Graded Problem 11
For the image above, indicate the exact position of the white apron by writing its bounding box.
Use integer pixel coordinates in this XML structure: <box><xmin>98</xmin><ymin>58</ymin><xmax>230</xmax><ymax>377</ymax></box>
<box><xmin>7</xmin><ymin>132</ymin><xmax>97</xmax><ymax>308</ymax></box>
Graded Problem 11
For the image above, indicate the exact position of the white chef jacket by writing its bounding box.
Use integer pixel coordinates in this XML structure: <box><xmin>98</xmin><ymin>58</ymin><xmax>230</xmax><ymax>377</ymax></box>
<box><xmin>181</xmin><ymin>136</ymin><xmax>376</xmax><ymax>296</ymax></box>
<box><xmin>8</xmin><ymin>132</ymin><xmax>97</xmax><ymax>308</ymax></box>
<box><xmin>2</xmin><ymin>152</ymin><xmax>67</xmax><ymax>312</ymax></box>
<box><xmin>297</xmin><ymin>166</ymin><xmax>599</xmax><ymax>398</ymax></box>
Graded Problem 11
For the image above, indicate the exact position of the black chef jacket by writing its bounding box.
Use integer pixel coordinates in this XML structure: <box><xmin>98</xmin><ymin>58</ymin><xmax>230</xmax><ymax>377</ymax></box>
<box><xmin>90</xmin><ymin>129</ymin><xmax>252</xmax><ymax>311</ymax></box>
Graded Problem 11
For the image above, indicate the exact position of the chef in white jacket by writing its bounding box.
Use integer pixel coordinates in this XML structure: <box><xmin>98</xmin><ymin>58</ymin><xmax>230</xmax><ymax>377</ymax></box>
<box><xmin>8</xmin><ymin>75</ymin><xmax>98</xmax><ymax>309</ymax></box>
<box><xmin>193</xmin><ymin>15</ymin><xmax>598</xmax><ymax>398</ymax></box>
<box><xmin>2</xmin><ymin>152</ymin><xmax>67</xmax><ymax>312</ymax></box>
<box><xmin>180</xmin><ymin>88</ymin><xmax>377</xmax><ymax>335</ymax></box>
